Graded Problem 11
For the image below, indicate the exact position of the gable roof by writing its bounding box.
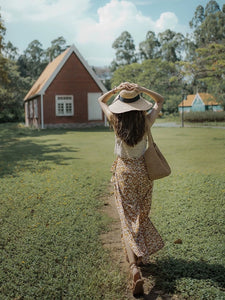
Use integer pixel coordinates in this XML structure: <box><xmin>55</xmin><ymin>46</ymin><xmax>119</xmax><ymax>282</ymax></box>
<box><xmin>178</xmin><ymin>93</ymin><xmax>218</xmax><ymax>107</ymax></box>
<box><xmin>24</xmin><ymin>44</ymin><xmax>107</xmax><ymax>101</ymax></box>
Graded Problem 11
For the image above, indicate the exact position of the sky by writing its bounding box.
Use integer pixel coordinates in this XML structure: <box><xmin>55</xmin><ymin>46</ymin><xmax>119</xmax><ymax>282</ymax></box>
<box><xmin>0</xmin><ymin>0</ymin><xmax>224</xmax><ymax>66</ymax></box>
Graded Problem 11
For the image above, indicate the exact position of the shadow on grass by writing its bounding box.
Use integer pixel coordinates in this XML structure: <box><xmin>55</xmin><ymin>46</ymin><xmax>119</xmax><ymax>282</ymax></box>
<box><xmin>141</xmin><ymin>257</ymin><xmax>225</xmax><ymax>299</ymax></box>
<box><xmin>0</xmin><ymin>124</ymin><xmax>80</xmax><ymax>177</ymax></box>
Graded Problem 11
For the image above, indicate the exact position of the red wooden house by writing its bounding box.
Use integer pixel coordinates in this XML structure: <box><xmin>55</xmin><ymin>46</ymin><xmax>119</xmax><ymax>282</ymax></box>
<box><xmin>24</xmin><ymin>45</ymin><xmax>107</xmax><ymax>128</ymax></box>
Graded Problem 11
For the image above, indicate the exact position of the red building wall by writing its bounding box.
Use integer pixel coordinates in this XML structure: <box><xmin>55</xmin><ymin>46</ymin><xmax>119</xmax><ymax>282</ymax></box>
<box><xmin>43</xmin><ymin>53</ymin><xmax>104</xmax><ymax>125</ymax></box>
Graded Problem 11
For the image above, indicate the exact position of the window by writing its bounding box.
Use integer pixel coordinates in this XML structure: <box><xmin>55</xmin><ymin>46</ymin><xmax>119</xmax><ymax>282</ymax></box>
<box><xmin>25</xmin><ymin>102</ymin><xmax>28</xmax><ymax>118</ymax></box>
<box><xmin>56</xmin><ymin>95</ymin><xmax>74</xmax><ymax>116</ymax></box>
<box><xmin>34</xmin><ymin>99</ymin><xmax>38</xmax><ymax>118</ymax></box>
<box><xmin>29</xmin><ymin>101</ymin><xmax>33</xmax><ymax>118</ymax></box>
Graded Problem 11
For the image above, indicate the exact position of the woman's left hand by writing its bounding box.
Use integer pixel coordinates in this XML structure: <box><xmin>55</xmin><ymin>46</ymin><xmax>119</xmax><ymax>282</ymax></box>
<box><xmin>113</xmin><ymin>82</ymin><xmax>140</xmax><ymax>93</ymax></box>
<box><xmin>113</xmin><ymin>82</ymin><xmax>130</xmax><ymax>93</ymax></box>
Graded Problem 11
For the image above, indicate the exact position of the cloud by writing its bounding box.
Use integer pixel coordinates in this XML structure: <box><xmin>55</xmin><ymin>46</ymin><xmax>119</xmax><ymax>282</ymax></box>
<box><xmin>73</xmin><ymin>0</ymin><xmax>179</xmax><ymax>65</ymax></box>
<box><xmin>0</xmin><ymin>0</ymin><xmax>181</xmax><ymax>66</ymax></box>
<box><xmin>0</xmin><ymin>0</ymin><xmax>90</xmax><ymax>22</ymax></box>
<box><xmin>155</xmin><ymin>12</ymin><xmax>178</xmax><ymax>31</ymax></box>
<box><xmin>75</xmin><ymin>0</ymin><xmax>155</xmax><ymax>45</ymax></box>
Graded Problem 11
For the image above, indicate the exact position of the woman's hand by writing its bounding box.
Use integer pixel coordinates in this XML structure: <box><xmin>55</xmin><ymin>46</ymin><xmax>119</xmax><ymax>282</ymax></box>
<box><xmin>114</xmin><ymin>82</ymin><xmax>140</xmax><ymax>92</ymax></box>
<box><xmin>114</xmin><ymin>82</ymin><xmax>131</xmax><ymax>92</ymax></box>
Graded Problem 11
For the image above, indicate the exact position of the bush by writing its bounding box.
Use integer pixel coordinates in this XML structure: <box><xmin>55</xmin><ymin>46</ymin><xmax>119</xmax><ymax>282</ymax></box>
<box><xmin>183</xmin><ymin>111</ymin><xmax>225</xmax><ymax>122</ymax></box>
<box><xmin>0</xmin><ymin>108</ymin><xmax>24</xmax><ymax>123</ymax></box>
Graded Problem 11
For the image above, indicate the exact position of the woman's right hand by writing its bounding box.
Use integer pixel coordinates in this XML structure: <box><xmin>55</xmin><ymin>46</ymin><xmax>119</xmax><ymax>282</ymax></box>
<box><xmin>117</xmin><ymin>82</ymin><xmax>139</xmax><ymax>91</ymax></box>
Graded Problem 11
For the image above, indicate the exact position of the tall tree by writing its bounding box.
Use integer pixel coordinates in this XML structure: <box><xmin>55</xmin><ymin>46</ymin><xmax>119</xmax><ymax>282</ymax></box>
<box><xmin>186</xmin><ymin>0</ymin><xmax>225</xmax><ymax>104</ymax></box>
<box><xmin>111</xmin><ymin>31</ymin><xmax>137</xmax><ymax>71</ymax></box>
<box><xmin>190</xmin><ymin>0</ymin><xmax>225</xmax><ymax>47</ymax></box>
<box><xmin>18</xmin><ymin>40</ymin><xmax>47</xmax><ymax>80</ymax></box>
<box><xmin>205</xmin><ymin>0</ymin><xmax>221</xmax><ymax>16</ymax></box>
<box><xmin>183</xmin><ymin>34</ymin><xmax>197</xmax><ymax>61</ymax></box>
<box><xmin>158</xmin><ymin>29</ymin><xmax>184</xmax><ymax>62</ymax></box>
<box><xmin>3</xmin><ymin>41</ymin><xmax>18</xmax><ymax>61</ymax></box>
<box><xmin>0</xmin><ymin>10</ymin><xmax>8</xmax><ymax>85</ymax></box>
<box><xmin>193</xmin><ymin>43</ymin><xmax>225</xmax><ymax>108</ymax></box>
<box><xmin>189</xmin><ymin>5</ymin><xmax>205</xmax><ymax>29</ymax></box>
<box><xmin>139</xmin><ymin>31</ymin><xmax>160</xmax><ymax>61</ymax></box>
<box><xmin>45</xmin><ymin>36</ymin><xmax>67</xmax><ymax>62</ymax></box>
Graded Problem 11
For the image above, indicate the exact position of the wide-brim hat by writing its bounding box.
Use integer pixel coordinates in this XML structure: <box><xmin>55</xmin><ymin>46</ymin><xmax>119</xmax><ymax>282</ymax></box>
<box><xmin>108</xmin><ymin>89</ymin><xmax>152</xmax><ymax>113</ymax></box>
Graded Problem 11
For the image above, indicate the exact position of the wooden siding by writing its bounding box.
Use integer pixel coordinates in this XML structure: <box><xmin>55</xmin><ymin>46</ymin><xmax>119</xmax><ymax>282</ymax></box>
<box><xmin>25</xmin><ymin>96</ymin><xmax>41</xmax><ymax>127</ymax></box>
<box><xmin>43</xmin><ymin>52</ymin><xmax>104</xmax><ymax>125</ymax></box>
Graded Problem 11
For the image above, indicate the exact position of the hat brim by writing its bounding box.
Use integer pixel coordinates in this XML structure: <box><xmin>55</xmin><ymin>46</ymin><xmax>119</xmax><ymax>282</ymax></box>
<box><xmin>108</xmin><ymin>96</ymin><xmax>152</xmax><ymax>113</ymax></box>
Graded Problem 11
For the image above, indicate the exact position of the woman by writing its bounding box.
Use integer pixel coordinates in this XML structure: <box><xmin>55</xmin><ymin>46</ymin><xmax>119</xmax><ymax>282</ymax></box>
<box><xmin>98</xmin><ymin>82</ymin><xmax>164</xmax><ymax>296</ymax></box>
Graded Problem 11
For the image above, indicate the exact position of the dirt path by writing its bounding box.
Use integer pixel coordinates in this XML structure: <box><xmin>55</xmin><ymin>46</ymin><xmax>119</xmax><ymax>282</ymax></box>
<box><xmin>101</xmin><ymin>184</ymin><xmax>176</xmax><ymax>300</ymax></box>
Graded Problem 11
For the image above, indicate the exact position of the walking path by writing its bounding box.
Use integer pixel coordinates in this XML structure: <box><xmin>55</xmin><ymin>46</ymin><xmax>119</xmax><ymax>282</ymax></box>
<box><xmin>101</xmin><ymin>122</ymin><xmax>224</xmax><ymax>299</ymax></box>
<box><xmin>101</xmin><ymin>185</ymin><xmax>177</xmax><ymax>300</ymax></box>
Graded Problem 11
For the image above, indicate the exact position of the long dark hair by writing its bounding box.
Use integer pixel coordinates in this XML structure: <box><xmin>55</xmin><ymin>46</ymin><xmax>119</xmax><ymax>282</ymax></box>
<box><xmin>111</xmin><ymin>110</ymin><xmax>146</xmax><ymax>147</ymax></box>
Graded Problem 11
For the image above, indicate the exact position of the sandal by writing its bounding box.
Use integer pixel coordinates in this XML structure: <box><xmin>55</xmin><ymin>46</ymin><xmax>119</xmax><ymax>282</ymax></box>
<box><xmin>130</xmin><ymin>262</ymin><xmax>144</xmax><ymax>296</ymax></box>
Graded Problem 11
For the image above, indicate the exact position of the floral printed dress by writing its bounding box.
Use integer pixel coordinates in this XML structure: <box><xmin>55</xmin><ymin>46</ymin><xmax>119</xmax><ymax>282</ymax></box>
<box><xmin>111</xmin><ymin>135</ymin><xmax>164</xmax><ymax>264</ymax></box>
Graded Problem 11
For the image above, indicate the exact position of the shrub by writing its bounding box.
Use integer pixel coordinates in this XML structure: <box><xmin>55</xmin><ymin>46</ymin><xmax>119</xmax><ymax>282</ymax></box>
<box><xmin>183</xmin><ymin>111</ymin><xmax>225</xmax><ymax>122</ymax></box>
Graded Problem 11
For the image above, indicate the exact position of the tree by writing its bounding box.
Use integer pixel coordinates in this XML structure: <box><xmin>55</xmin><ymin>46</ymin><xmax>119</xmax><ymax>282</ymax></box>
<box><xmin>111</xmin><ymin>58</ymin><xmax>184</xmax><ymax>113</ymax></box>
<box><xmin>0</xmin><ymin>10</ymin><xmax>31</xmax><ymax>122</ymax></box>
<box><xmin>3</xmin><ymin>41</ymin><xmax>18</xmax><ymax>61</ymax></box>
<box><xmin>111</xmin><ymin>63</ymin><xmax>143</xmax><ymax>87</ymax></box>
<box><xmin>139</xmin><ymin>31</ymin><xmax>160</xmax><ymax>61</ymax></box>
<box><xmin>18</xmin><ymin>40</ymin><xmax>47</xmax><ymax>80</ymax></box>
<box><xmin>189</xmin><ymin>5</ymin><xmax>205</xmax><ymax>29</ymax></box>
<box><xmin>205</xmin><ymin>0</ymin><xmax>220</xmax><ymax>16</ymax></box>
<box><xmin>0</xmin><ymin>9</ymin><xmax>5</xmax><ymax>53</ymax></box>
<box><xmin>183</xmin><ymin>34</ymin><xmax>197</xmax><ymax>61</ymax></box>
<box><xmin>111</xmin><ymin>31</ymin><xmax>137</xmax><ymax>71</ymax></box>
<box><xmin>158</xmin><ymin>29</ymin><xmax>184</xmax><ymax>62</ymax></box>
<box><xmin>190</xmin><ymin>1</ymin><xmax>225</xmax><ymax>47</ymax></box>
<box><xmin>0</xmin><ymin>59</ymin><xmax>31</xmax><ymax>122</ymax></box>
<box><xmin>45</xmin><ymin>36</ymin><xmax>67</xmax><ymax>62</ymax></box>
<box><xmin>0</xmin><ymin>10</ymin><xmax>8</xmax><ymax>85</ymax></box>
<box><xmin>193</xmin><ymin>43</ymin><xmax>225</xmax><ymax>108</ymax></box>
<box><xmin>186</xmin><ymin>0</ymin><xmax>225</xmax><ymax>107</ymax></box>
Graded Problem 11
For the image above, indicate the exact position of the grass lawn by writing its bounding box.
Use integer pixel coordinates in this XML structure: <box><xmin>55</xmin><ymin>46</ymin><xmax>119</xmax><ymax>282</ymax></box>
<box><xmin>0</xmin><ymin>123</ymin><xmax>225</xmax><ymax>299</ymax></box>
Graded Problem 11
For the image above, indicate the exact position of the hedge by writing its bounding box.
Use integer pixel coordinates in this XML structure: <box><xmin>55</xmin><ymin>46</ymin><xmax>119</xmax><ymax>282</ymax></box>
<box><xmin>183</xmin><ymin>111</ymin><xmax>225</xmax><ymax>122</ymax></box>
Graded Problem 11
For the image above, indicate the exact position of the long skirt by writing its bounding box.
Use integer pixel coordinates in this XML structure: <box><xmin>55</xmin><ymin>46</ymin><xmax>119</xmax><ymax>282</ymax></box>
<box><xmin>111</xmin><ymin>156</ymin><xmax>164</xmax><ymax>264</ymax></box>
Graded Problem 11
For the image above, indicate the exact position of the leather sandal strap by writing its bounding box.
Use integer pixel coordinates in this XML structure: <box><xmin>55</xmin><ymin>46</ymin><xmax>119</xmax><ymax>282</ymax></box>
<box><xmin>129</xmin><ymin>262</ymin><xmax>137</xmax><ymax>269</ymax></box>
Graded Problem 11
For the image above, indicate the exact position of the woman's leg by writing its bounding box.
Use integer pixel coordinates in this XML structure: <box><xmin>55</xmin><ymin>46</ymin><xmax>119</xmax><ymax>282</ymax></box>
<box><xmin>124</xmin><ymin>237</ymin><xmax>144</xmax><ymax>295</ymax></box>
<box><xmin>124</xmin><ymin>237</ymin><xmax>137</xmax><ymax>265</ymax></box>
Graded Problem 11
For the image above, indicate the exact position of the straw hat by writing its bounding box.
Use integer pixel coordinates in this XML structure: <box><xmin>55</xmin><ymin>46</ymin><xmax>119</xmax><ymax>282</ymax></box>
<box><xmin>109</xmin><ymin>89</ymin><xmax>152</xmax><ymax>113</ymax></box>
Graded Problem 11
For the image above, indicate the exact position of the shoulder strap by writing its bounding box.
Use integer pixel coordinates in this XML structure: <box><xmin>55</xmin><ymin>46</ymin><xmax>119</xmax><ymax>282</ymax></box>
<box><xmin>146</xmin><ymin>122</ymin><xmax>154</xmax><ymax>146</ymax></box>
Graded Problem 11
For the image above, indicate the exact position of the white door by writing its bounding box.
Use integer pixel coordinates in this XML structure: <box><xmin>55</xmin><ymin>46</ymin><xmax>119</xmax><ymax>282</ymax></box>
<box><xmin>88</xmin><ymin>93</ymin><xmax>102</xmax><ymax>120</ymax></box>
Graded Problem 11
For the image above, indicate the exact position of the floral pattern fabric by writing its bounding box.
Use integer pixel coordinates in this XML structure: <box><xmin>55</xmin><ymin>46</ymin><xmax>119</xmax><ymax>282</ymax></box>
<box><xmin>111</xmin><ymin>155</ymin><xmax>164</xmax><ymax>264</ymax></box>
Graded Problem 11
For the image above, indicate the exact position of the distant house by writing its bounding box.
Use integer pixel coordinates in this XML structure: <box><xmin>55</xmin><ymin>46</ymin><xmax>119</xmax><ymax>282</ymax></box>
<box><xmin>178</xmin><ymin>93</ymin><xmax>223</xmax><ymax>113</ymax></box>
<box><xmin>24</xmin><ymin>45</ymin><xmax>107</xmax><ymax>128</ymax></box>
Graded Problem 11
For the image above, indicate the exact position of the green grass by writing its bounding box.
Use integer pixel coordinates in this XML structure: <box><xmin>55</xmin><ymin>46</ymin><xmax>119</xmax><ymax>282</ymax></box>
<box><xmin>0</xmin><ymin>124</ymin><xmax>123</xmax><ymax>300</ymax></box>
<box><xmin>148</xmin><ymin>127</ymin><xmax>225</xmax><ymax>299</ymax></box>
<box><xmin>0</xmin><ymin>123</ymin><xmax>225</xmax><ymax>299</ymax></box>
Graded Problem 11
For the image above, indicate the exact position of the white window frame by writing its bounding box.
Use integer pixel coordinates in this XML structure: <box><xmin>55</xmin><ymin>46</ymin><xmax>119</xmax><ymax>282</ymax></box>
<box><xmin>55</xmin><ymin>95</ymin><xmax>74</xmax><ymax>116</ymax></box>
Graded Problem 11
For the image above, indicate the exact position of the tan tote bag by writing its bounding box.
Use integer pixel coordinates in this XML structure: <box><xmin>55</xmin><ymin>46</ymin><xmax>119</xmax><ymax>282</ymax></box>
<box><xmin>144</xmin><ymin>128</ymin><xmax>171</xmax><ymax>180</ymax></box>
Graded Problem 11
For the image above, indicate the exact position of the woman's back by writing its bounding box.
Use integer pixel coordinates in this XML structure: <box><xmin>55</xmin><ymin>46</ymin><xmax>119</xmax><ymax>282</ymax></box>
<box><xmin>114</xmin><ymin>133</ymin><xmax>147</xmax><ymax>159</ymax></box>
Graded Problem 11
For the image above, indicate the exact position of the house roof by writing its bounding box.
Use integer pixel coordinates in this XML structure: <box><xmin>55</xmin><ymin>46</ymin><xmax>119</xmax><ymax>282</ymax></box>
<box><xmin>24</xmin><ymin>44</ymin><xmax>107</xmax><ymax>101</ymax></box>
<box><xmin>178</xmin><ymin>93</ymin><xmax>218</xmax><ymax>107</ymax></box>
